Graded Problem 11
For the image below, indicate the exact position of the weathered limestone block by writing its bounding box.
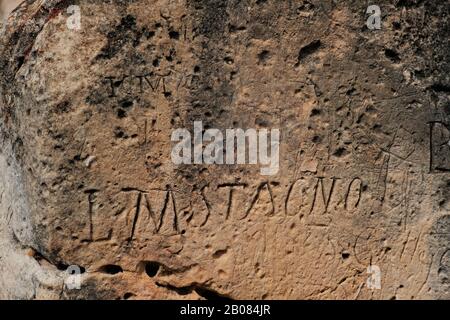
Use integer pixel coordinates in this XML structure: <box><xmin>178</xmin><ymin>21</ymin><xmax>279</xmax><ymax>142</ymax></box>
<box><xmin>0</xmin><ymin>0</ymin><xmax>448</xmax><ymax>299</ymax></box>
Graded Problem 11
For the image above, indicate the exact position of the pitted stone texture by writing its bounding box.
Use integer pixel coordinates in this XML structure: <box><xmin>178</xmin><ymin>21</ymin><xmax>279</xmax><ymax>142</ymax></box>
<box><xmin>0</xmin><ymin>0</ymin><xmax>449</xmax><ymax>299</ymax></box>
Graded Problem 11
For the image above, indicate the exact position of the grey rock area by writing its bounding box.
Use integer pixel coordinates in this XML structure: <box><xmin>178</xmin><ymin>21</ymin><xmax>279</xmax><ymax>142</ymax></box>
<box><xmin>0</xmin><ymin>0</ymin><xmax>449</xmax><ymax>299</ymax></box>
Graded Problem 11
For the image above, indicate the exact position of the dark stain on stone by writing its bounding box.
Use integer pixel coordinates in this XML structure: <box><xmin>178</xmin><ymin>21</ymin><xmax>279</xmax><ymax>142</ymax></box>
<box><xmin>96</xmin><ymin>15</ymin><xmax>139</xmax><ymax>60</ymax></box>
<box><xmin>185</xmin><ymin>1</ymin><xmax>234</xmax><ymax>125</ymax></box>
<box><xmin>384</xmin><ymin>48</ymin><xmax>401</xmax><ymax>63</ymax></box>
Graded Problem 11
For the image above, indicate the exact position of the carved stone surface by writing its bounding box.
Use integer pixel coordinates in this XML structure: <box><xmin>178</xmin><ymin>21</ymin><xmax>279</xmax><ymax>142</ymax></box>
<box><xmin>0</xmin><ymin>0</ymin><xmax>449</xmax><ymax>299</ymax></box>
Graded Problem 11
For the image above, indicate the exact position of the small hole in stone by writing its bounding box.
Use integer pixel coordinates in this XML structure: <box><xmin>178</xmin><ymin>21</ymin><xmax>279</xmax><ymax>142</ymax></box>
<box><xmin>392</xmin><ymin>21</ymin><xmax>401</xmax><ymax>30</ymax></box>
<box><xmin>98</xmin><ymin>264</ymin><xmax>123</xmax><ymax>275</ymax></box>
<box><xmin>194</xmin><ymin>287</ymin><xmax>232</xmax><ymax>301</ymax></box>
<box><xmin>57</xmin><ymin>263</ymin><xmax>69</xmax><ymax>271</ymax></box>
<box><xmin>123</xmin><ymin>292</ymin><xmax>135</xmax><ymax>300</ymax></box>
<box><xmin>59</xmin><ymin>264</ymin><xmax>86</xmax><ymax>273</ymax></box>
<box><xmin>144</xmin><ymin>262</ymin><xmax>160</xmax><ymax>277</ymax></box>
<box><xmin>341</xmin><ymin>252</ymin><xmax>350</xmax><ymax>259</ymax></box>
<box><xmin>117</xmin><ymin>109</ymin><xmax>127</xmax><ymax>118</ymax></box>
<box><xmin>334</xmin><ymin>147</ymin><xmax>347</xmax><ymax>157</ymax></box>
<box><xmin>384</xmin><ymin>48</ymin><xmax>400</xmax><ymax>63</ymax></box>
<box><xmin>257</xmin><ymin>50</ymin><xmax>270</xmax><ymax>63</ymax></box>
<box><xmin>120</xmin><ymin>100</ymin><xmax>133</xmax><ymax>109</ymax></box>
<box><xmin>224</xmin><ymin>57</ymin><xmax>234</xmax><ymax>64</ymax></box>
<box><xmin>169</xmin><ymin>31</ymin><xmax>180</xmax><ymax>39</ymax></box>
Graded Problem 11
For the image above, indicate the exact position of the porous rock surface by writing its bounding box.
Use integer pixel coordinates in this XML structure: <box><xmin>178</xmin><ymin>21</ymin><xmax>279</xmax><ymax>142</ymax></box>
<box><xmin>0</xmin><ymin>0</ymin><xmax>449</xmax><ymax>299</ymax></box>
